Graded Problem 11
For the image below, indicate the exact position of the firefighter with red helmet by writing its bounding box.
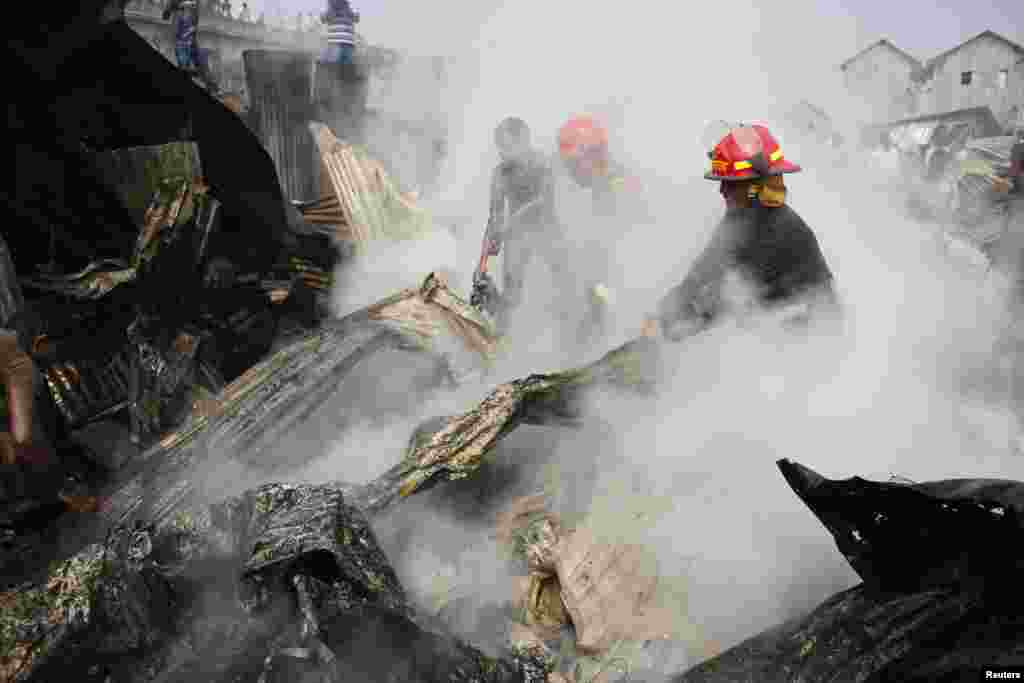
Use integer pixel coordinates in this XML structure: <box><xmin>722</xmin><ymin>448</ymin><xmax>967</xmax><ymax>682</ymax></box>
<box><xmin>642</xmin><ymin>124</ymin><xmax>837</xmax><ymax>340</ymax></box>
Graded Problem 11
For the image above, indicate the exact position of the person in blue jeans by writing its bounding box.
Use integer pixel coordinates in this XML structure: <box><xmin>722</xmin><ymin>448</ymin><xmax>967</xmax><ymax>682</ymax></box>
<box><xmin>320</xmin><ymin>0</ymin><xmax>359</xmax><ymax>65</ymax></box>
<box><xmin>163</xmin><ymin>0</ymin><xmax>199</xmax><ymax>71</ymax></box>
<box><xmin>163</xmin><ymin>0</ymin><xmax>220</xmax><ymax>92</ymax></box>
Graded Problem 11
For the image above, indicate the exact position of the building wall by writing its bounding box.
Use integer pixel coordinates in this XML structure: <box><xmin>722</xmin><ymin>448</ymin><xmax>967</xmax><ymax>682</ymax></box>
<box><xmin>917</xmin><ymin>35</ymin><xmax>1023</xmax><ymax>127</ymax></box>
<box><xmin>841</xmin><ymin>44</ymin><xmax>919</xmax><ymax>124</ymax></box>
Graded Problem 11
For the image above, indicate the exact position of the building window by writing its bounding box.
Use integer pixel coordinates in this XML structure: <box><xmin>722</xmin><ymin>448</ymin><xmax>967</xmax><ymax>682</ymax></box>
<box><xmin>998</xmin><ymin>69</ymin><xmax>1008</xmax><ymax>90</ymax></box>
<box><xmin>961</xmin><ymin>71</ymin><xmax>973</xmax><ymax>86</ymax></box>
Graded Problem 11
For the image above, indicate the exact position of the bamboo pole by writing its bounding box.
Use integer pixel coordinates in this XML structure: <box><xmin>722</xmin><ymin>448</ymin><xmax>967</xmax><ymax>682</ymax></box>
<box><xmin>334</xmin><ymin>145</ymin><xmax>377</xmax><ymax>243</ymax></box>
<box><xmin>323</xmin><ymin>147</ymin><xmax>368</xmax><ymax>245</ymax></box>
<box><xmin>314</xmin><ymin>127</ymin><xmax>365</xmax><ymax>245</ymax></box>
<box><xmin>341</xmin><ymin>146</ymin><xmax>386</xmax><ymax>240</ymax></box>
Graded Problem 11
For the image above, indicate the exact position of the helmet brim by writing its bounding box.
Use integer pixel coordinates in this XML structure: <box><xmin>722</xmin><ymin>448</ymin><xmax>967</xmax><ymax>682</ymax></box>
<box><xmin>704</xmin><ymin>160</ymin><xmax>802</xmax><ymax>181</ymax></box>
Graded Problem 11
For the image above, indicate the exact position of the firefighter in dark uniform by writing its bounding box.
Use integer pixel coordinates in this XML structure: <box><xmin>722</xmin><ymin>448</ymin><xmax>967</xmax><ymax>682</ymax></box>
<box><xmin>643</xmin><ymin>124</ymin><xmax>838</xmax><ymax>340</ymax></box>
<box><xmin>473</xmin><ymin>117</ymin><xmax>569</xmax><ymax>332</ymax></box>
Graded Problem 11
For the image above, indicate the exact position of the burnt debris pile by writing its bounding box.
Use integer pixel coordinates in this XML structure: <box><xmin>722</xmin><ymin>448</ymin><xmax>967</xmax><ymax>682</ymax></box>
<box><xmin>3</xmin><ymin>4</ymin><xmax>1024</xmax><ymax>683</ymax></box>
<box><xmin>675</xmin><ymin>460</ymin><xmax>1024</xmax><ymax>682</ymax></box>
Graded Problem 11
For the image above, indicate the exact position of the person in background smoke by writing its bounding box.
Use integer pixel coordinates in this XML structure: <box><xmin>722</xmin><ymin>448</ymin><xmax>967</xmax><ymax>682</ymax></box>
<box><xmin>556</xmin><ymin>114</ymin><xmax>644</xmax><ymax>344</ymax></box>
<box><xmin>558</xmin><ymin>114</ymin><xmax>643</xmax><ymax>217</ymax></box>
<box><xmin>475</xmin><ymin>117</ymin><xmax>568</xmax><ymax>331</ymax></box>
<box><xmin>1011</xmin><ymin>126</ymin><xmax>1024</xmax><ymax>195</ymax></box>
<box><xmin>997</xmin><ymin>126</ymin><xmax>1024</xmax><ymax>278</ymax></box>
<box><xmin>320</xmin><ymin>0</ymin><xmax>360</xmax><ymax>66</ymax></box>
<box><xmin>991</xmin><ymin>127</ymin><xmax>1024</xmax><ymax>442</ymax></box>
<box><xmin>642</xmin><ymin>124</ymin><xmax>838</xmax><ymax>341</ymax></box>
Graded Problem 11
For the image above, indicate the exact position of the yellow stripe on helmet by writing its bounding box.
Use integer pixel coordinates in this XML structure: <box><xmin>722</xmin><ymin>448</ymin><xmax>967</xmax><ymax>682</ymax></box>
<box><xmin>770</xmin><ymin>149</ymin><xmax>783</xmax><ymax>162</ymax></box>
<box><xmin>734</xmin><ymin>161</ymin><xmax>752</xmax><ymax>170</ymax></box>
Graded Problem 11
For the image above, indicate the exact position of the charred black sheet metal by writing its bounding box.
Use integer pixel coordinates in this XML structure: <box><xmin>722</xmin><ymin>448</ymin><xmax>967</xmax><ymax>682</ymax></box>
<box><xmin>777</xmin><ymin>458</ymin><xmax>1024</xmax><ymax>594</ymax></box>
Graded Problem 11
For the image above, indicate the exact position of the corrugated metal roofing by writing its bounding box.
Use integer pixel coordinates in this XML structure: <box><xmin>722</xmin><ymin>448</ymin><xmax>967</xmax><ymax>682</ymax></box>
<box><xmin>243</xmin><ymin>50</ymin><xmax>317</xmax><ymax>201</ymax></box>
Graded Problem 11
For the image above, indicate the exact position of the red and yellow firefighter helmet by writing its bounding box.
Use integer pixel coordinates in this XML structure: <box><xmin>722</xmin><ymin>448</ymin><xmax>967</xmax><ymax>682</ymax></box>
<box><xmin>705</xmin><ymin>124</ymin><xmax>801</xmax><ymax>181</ymax></box>
<box><xmin>558</xmin><ymin>114</ymin><xmax>609</xmax><ymax>161</ymax></box>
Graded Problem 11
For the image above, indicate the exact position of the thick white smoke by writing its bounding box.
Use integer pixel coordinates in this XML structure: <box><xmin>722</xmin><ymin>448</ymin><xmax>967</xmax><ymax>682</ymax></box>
<box><xmin>251</xmin><ymin>0</ymin><xmax>1024</xmax><ymax>666</ymax></box>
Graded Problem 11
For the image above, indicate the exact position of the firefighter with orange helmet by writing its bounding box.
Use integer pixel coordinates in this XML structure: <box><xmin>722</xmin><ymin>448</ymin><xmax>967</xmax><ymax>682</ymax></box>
<box><xmin>557</xmin><ymin>114</ymin><xmax>642</xmax><ymax>215</ymax></box>
<box><xmin>556</xmin><ymin>114</ymin><xmax>645</xmax><ymax>346</ymax></box>
<box><xmin>642</xmin><ymin>123</ymin><xmax>837</xmax><ymax>340</ymax></box>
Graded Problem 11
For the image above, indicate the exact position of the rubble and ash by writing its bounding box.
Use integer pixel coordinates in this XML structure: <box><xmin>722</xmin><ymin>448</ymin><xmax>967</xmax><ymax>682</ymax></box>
<box><xmin>3</xmin><ymin>0</ymin><xmax>1024</xmax><ymax>681</ymax></box>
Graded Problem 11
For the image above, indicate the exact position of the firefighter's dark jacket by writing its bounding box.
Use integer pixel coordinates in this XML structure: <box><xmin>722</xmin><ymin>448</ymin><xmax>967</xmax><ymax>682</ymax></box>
<box><xmin>486</xmin><ymin>152</ymin><xmax>557</xmax><ymax>246</ymax></box>
<box><xmin>656</xmin><ymin>204</ymin><xmax>835</xmax><ymax>337</ymax></box>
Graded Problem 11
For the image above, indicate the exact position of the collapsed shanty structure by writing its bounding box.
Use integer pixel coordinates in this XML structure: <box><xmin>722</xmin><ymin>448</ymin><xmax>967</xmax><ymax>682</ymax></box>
<box><xmin>4</xmin><ymin>3</ymin><xmax>1024</xmax><ymax>682</ymax></box>
<box><xmin>4</xmin><ymin>311</ymin><xmax>1023</xmax><ymax>679</ymax></box>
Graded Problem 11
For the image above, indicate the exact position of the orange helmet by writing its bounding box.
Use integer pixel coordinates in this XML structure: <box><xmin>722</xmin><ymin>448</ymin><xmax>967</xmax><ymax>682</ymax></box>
<box><xmin>558</xmin><ymin>114</ymin><xmax>609</xmax><ymax>161</ymax></box>
<box><xmin>706</xmin><ymin>124</ymin><xmax>801</xmax><ymax>181</ymax></box>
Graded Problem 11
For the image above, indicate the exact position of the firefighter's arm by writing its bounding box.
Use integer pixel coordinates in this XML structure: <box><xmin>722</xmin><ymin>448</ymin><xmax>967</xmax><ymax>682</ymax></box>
<box><xmin>646</xmin><ymin>225</ymin><xmax>734</xmax><ymax>340</ymax></box>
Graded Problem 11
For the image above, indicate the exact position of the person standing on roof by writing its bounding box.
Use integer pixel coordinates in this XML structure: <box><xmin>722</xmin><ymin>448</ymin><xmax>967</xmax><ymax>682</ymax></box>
<box><xmin>163</xmin><ymin>0</ymin><xmax>200</xmax><ymax>72</ymax></box>
<box><xmin>473</xmin><ymin>117</ymin><xmax>570</xmax><ymax>332</ymax></box>
<box><xmin>321</xmin><ymin>0</ymin><xmax>360</xmax><ymax>66</ymax></box>
<box><xmin>642</xmin><ymin>124</ymin><xmax>838</xmax><ymax>341</ymax></box>
<box><xmin>163</xmin><ymin>0</ymin><xmax>219</xmax><ymax>92</ymax></box>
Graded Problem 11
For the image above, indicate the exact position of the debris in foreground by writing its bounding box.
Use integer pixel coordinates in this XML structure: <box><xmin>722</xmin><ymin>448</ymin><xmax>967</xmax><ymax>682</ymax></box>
<box><xmin>496</xmin><ymin>494</ymin><xmax>696</xmax><ymax>683</ymax></box>
<box><xmin>398</xmin><ymin>336</ymin><xmax>663</xmax><ymax>501</ymax></box>
<box><xmin>101</xmin><ymin>272</ymin><xmax>497</xmax><ymax>530</ymax></box>
<box><xmin>674</xmin><ymin>459</ymin><xmax>1024</xmax><ymax>682</ymax></box>
<box><xmin>0</xmin><ymin>481</ymin><xmax>552</xmax><ymax>682</ymax></box>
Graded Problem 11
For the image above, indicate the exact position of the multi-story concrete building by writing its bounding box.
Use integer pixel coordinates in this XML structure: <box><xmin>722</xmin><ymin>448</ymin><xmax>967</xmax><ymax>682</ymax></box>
<box><xmin>839</xmin><ymin>31</ymin><xmax>1024</xmax><ymax>133</ymax></box>
<box><xmin>915</xmin><ymin>31</ymin><xmax>1024</xmax><ymax>131</ymax></box>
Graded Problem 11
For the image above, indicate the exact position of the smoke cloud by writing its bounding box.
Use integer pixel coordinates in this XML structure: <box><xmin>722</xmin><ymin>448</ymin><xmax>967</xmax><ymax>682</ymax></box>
<box><xmin>223</xmin><ymin>0</ymin><xmax>1024</xmax><ymax>667</ymax></box>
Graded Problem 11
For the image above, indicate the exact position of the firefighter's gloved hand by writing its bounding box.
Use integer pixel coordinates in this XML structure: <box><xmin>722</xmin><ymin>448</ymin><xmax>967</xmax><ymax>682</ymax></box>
<box><xmin>590</xmin><ymin>283</ymin><xmax>612</xmax><ymax>307</ymax></box>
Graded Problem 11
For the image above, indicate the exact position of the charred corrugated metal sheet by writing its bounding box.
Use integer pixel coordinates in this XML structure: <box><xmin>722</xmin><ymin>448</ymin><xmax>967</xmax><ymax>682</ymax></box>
<box><xmin>9</xmin><ymin>22</ymin><xmax>290</xmax><ymax>276</ymax></box>
<box><xmin>44</xmin><ymin>348</ymin><xmax>135</xmax><ymax>428</ymax></box>
<box><xmin>243</xmin><ymin>50</ymin><xmax>317</xmax><ymax>202</ymax></box>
